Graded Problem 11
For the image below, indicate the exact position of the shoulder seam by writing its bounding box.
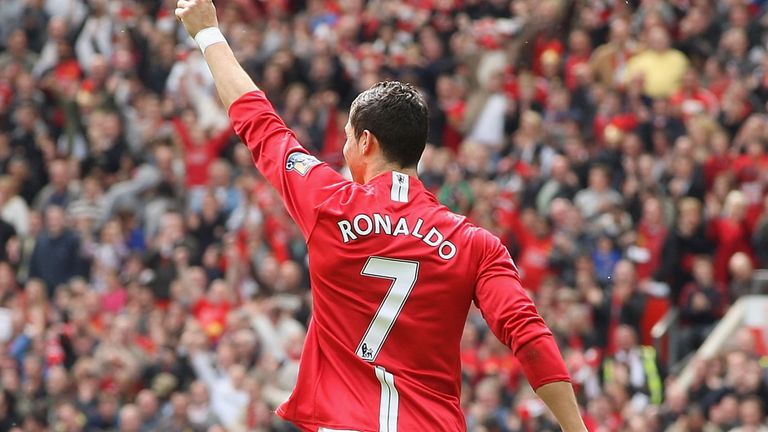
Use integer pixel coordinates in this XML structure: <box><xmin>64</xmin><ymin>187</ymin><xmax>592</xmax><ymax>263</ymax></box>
<box><xmin>305</xmin><ymin>171</ymin><xmax>353</xmax><ymax>244</ymax></box>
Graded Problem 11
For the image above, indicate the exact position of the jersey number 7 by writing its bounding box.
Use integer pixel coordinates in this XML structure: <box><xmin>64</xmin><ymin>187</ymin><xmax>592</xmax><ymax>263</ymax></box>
<box><xmin>355</xmin><ymin>256</ymin><xmax>419</xmax><ymax>362</ymax></box>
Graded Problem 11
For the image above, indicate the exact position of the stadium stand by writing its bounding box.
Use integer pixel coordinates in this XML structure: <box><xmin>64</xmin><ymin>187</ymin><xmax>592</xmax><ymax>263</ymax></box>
<box><xmin>0</xmin><ymin>0</ymin><xmax>767</xmax><ymax>430</ymax></box>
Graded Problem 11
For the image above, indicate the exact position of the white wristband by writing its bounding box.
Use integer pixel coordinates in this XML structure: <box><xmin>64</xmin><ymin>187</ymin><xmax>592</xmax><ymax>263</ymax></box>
<box><xmin>194</xmin><ymin>27</ymin><xmax>226</xmax><ymax>54</ymax></box>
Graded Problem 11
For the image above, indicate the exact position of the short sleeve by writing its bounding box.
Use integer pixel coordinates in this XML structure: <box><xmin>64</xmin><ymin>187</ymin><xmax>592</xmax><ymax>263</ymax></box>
<box><xmin>228</xmin><ymin>91</ymin><xmax>349</xmax><ymax>238</ymax></box>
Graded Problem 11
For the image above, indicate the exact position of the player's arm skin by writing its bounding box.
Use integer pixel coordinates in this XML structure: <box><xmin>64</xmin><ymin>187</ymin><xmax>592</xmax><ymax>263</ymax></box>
<box><xmin>535</xmin><ymin>381</ymin><xmax>586</xmax><ymax>431</ymax></box>
<box><xmin>175</xmin><ymin>0</ymin><xmax>258</xmax><ymax>110</ymax></box>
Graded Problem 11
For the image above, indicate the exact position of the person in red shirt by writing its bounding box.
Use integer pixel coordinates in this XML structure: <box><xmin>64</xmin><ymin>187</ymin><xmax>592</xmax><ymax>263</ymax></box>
<box><xmin>670</xmin><ymin>68</ymin><xmax>720</xmax><ymax>123</ymax></box>
<box><xmin>630</xmin><ymin>196</ymin><xmax>669</xmax><ymax>281</ymax></box>
<box><xmin>564</xmin><ymin>29</ymin><xmax>592</xmax><ymax>91</ymax></box>
<box><xmin>506</xmin><ymin>210</ymin><xmax>554</xmax><ymax>294</ymax></box>
<box><xmin>708</xmin><ymin>190</ymin><xmax>754</xmax><ymax>289</ymax></box>
<box><xmin>172</xmin><ymin>110</ymin><xmax>233</xmax><ymax>188</ymax></box>
<box><xmin>176</xmin><ymin>2</ymin><xmax>586</xmax><ymax>431</ymax></box>
<box><xmin>192</xmin><ymin>279</ymin><xmax>233</xmax><ymax>340</ymax></box>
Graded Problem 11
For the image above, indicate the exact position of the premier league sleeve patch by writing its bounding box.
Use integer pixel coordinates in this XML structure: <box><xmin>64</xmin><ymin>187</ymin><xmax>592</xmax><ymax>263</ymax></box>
<box><xmin>285</xmin><ymin>152</ymin><xmax>321</xmax><ymax>176</ymax></box>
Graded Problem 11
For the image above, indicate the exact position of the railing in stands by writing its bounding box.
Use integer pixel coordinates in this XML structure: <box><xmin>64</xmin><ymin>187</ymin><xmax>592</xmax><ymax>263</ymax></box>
<box><xmin>651</xmin><ymin>307</ymin><xmax>680</xmax><ymax>372</ymax></box>
<box><xmin>651</xmin><ymin>271</ymin><xmax>768</xmax><ymax>382</ymax></box>
<box><xmin>673</xmin><ymin>294</ymin><xmax>768</xmax><ymax>392</ymax></box>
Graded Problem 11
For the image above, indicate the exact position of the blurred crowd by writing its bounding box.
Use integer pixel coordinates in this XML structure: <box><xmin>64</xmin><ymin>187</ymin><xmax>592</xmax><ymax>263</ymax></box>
<box><xmin>0</xmin><ymin>0</ymin><xmax>768</xmax><ymax>431</ymax></box>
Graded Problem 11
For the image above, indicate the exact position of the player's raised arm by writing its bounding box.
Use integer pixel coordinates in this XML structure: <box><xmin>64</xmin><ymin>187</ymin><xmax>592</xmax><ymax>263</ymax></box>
<box><xmin>175</xmin><ymin>0</ymin><xmax>257</xmax><ymax>110</ymax></box>
<box><xmin>175</xmin><ymin>0</ymin><xmax>348</xmax><ymax>239</ymax></box>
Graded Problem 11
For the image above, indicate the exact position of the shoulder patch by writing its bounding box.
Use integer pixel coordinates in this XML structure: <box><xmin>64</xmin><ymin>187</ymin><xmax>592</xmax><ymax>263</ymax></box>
<box><xmin>285</xmin><ymin>152</ymin><xmax>321</xmax><ymax>176</ymax></box>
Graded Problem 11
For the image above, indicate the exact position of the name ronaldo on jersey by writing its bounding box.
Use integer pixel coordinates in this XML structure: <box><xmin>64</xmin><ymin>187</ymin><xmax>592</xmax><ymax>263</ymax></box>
<box><xmin>337</xmin><ymin>213</ymin><xmax>457</xmax><ymax>260</ymax></box>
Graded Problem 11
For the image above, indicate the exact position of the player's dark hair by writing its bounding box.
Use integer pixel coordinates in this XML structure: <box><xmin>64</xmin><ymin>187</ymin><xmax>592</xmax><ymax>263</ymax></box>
<box><xmin>350</xmin><ymin>81</ymin><xmax>428</xmax><ymax>168</ymax></box>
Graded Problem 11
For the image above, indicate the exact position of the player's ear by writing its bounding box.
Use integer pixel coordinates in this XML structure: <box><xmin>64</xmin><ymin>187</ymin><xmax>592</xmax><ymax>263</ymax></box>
<box><xmin>361</xmin><ymin>129</ymin><xmax>377</xmax><ymax>156</ymax></box>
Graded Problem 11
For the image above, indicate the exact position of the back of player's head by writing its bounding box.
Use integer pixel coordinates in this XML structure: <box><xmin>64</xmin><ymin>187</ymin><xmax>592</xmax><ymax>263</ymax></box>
<box><xmin>350</xmin><ymin>81</ymin><xmax>428</xmax><ymax>168</ymax></box>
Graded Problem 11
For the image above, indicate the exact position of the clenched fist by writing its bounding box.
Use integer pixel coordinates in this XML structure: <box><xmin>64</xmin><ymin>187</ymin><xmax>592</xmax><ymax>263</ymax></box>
<box><xmin>175</xmin><ymin>0</ymin><xmax>219</xmax><ymax>37</ymax></box>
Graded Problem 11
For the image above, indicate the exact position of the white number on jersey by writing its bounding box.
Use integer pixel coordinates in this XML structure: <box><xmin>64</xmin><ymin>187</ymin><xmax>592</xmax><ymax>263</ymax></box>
<box><xmin>355</xmin><ymin>257</ymin><xmax>419</xmax><ymax>362</ymax></box>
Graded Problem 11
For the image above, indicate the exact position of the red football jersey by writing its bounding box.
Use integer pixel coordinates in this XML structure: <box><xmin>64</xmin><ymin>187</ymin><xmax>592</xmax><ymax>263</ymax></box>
<box><xmin>230</xmin><ymin>91</ymin><xmax>570</xmax><ymax>432</ymax></box>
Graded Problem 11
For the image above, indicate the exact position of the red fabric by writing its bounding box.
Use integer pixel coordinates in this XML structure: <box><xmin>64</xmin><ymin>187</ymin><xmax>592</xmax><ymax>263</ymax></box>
<box><xmin>516</xmin><ymin>336</ymin><xmax>570</xmax><ymax>390</ymax></box>
<box><xmin>479</xmin><ymin>350</ymin><xmax>523</xmax><ymax>391</ymax></box>
<box><xmin>703</xmin><ymin>154</ymin><xmax>734</xmax><ymax>189</ymax></box>
<box><xmin>0</xmin><ymin>82</ymin><xmax>12</xmax><ymax>107</ymax></box>
<box><xmin>134</xmin><ymin>335</ymin><xmax>156</xmax><ymax>354</ymax></box>
<box><xmin>516</xmin><ymin>235</ymin><xmax>554</xmax><ymax>293</ymax></box>
<box><xmin>263</xmin><ymin>215</ymin><xmax>291</xmax><ymax>263</ymax></box>
<box><xmin>532</xmin><ymin>38</ymin><xmax>564</xmax><ymax>76</ymax></box>
<box><xmin>708</xmin><ymin>77</ymin><xmax>732</xmax><ymax>100</ymax></box>
<box><xmin>747</xmin><ymin>326</ymin><xmax>768</xmax><ymax>357</ymax></box>
<box><xmin>634</xmin><ymin>222</ymin><xmax>668</xmax><ymax>280</ymax></box>
<box><xmin>564</xmin><ymin>54</ymin><xmax>590</xmax><ymax>90</ymax></box>
<box><xmin>229</xmin><ymin>91</ymin><xmax>569</xmax><ymax>431</ymax></box>
<box><xmin>321</xmin><ymin>106</ymin><xmax>345</xmax><ymax>169</ymax></box>
<box><xmin>172</xmin><ymin>118</ymin><xmax>233</xmax><ymax>187</ymax></box>
<box><xmin>504</xmin><ymin>72</ymin><xmax>549</xmax><ymax>106</ymax></box>
<box><xmin>442</xmin><ymin>100</ymin><xmax>465</xmax><ymax>153</ymax></box>
<box><xmin>501</xmin><ymin>210</ymin><xmax>553</xmax><ymax>292</ymax></box>
<box><xmin>708</xmin><ymin>217</ymin><xmax>754</xmax><ymax>286</ymax></box>
<box><xmin>593</xmin><ymin>113</ymin><xmax>638</xmax><ymax>145</ymax></box>
<box><xmin>53</xmin><ymin>59</ymin><xmax>82</xmax><ymax>82</ymax></box>
<box><xmin>460</xmin><ymin>346</ymin><xmax>480</xmax><ymax>382</ymax></box>
<box><xmin>733</xmin><ymin>154</ymin><xmax>768</xmax><ymax>184</ymax></box>
<box><xmin>640</xmin><ymin>297</ymin><xmax>669</xmax><ymax>347</ymax></box>
<box><xmin>670</xmin><ymin>87</ymin><xmax>719</xmax><ymax>122</ymax></box>
<box><xmin>192</xmin><ymin>299</ymin><xmax>231</xmax><ymax>339</ymax></box>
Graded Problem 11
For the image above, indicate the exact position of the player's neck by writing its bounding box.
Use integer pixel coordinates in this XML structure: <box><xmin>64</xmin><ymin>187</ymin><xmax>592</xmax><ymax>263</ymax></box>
<box><xmin>362</xmin><ymin>162</ymin><xmax>418</xmax><ymax>184</ymax></box>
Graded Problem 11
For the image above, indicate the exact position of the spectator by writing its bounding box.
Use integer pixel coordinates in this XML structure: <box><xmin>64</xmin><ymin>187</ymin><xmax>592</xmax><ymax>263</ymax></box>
<box><xmin>590</xmin><ymin>18</ymin><xmax>635</xmax><ymax>89</ymax></box>
<box><xmin>0</xmin><ymin>30</ymin><xmax>37</xmax><ymax>72</ymax></box>
<box><xmin>86</xmin><ymin>394</ymin><xmax>119</xmax><ymax>431</ymax></box>
<box><xmin>601</xmin><ymin>325</ymin><xmax>663</xmax><ymax>409</ymax></box>
<box><xmin>709</xmin><ymin>190</ymin><xmax>754</xmax><ymax>287</ymax></box>
<box><xmin>591</xmin><ymin>260</ymin><xmax>646</xmax><ymax>351</ymax></box>
<box><xmin>626</xmin><ymin>25</ymin><xmax>690</xmax><ymax>98</ymax></box>
<box><xmin>135</xmin><ymin>389</ymin><xmax>161</xmax><ymax>431</ymax></box>
<box><xmin>117</xmin><ymin>404</ymin><xmax>142</xmax><ymax>432</ymax></box>
<box><xmin>33</xmin><ymin>158</ymin><xmax>78</xmax><ymax>211</ymax></box>
<box><xmin>678</xmin><ymin>257</ymin><xmax>725</xmax><ymax>354</ymax></box>
<box><xmin>0</xmin><ymin>0</ymin><xmax>767</xmax><ymax>429</ymax></box>
<box><xmin>670</xmin><ymin>68</ymin><xmax>720</xmax><ymax>123</ymax></box>
<box><xmin>574</xmin><ymin>165</ymin><xmax>623</xmax><ymax>221</ymax></box>
<box><xmin>0</xmin><ymin>176</ymin><xmax>26</xmax><ymax>235</ymax></box>
<box><xmin>730</xmin><ymin>396</ymin><xmax>768</xmax><ymax>432</ymax></box>
<box><xmin>656</xmin><ymin>198</ymin><xmax>714</xmax><ymax>302</ymax></box>
<box><xmin>28</xmin><ymin>205</ymin><xmax>80</xmax><ymax>295</ymax></box>
<box><xmin>627</xmin><ymin>195</ymin><xmax>669</xmax><ymax>281</ymax></box>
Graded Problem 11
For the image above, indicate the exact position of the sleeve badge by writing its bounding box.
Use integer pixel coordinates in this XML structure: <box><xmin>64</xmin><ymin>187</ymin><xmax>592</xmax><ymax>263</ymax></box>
<box><xmin>285</xmin><ymin>152</ymin><xmax>321</xmax><ymax>176</ymax></box>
